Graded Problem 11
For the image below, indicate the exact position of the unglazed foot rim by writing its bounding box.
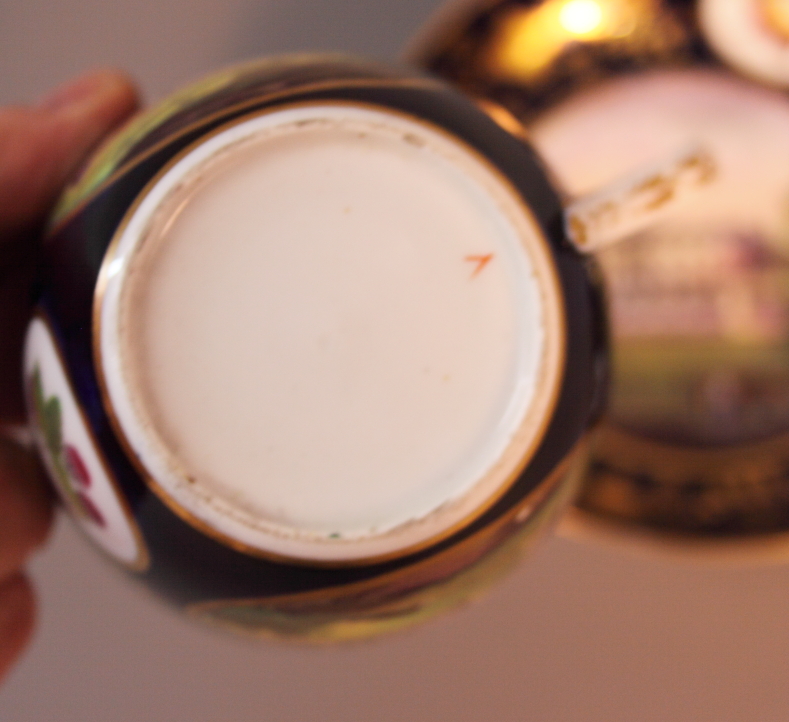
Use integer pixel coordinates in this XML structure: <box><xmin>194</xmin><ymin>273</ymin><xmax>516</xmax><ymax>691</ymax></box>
<box><xmin>96</xmin><ymin>101</ymin><xmax>566</xmax><ymax>563</ymax></box>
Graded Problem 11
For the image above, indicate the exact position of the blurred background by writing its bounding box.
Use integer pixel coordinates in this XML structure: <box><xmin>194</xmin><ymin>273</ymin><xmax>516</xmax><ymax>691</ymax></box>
<box><xmin>3</xmin><ymin>0</ymin><xmax>789</xmax><ymax>720</ymax></box>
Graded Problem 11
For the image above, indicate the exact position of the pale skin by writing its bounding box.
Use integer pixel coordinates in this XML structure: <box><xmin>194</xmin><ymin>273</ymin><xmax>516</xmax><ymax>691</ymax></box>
<box><xmin>0</xmin><ymin>69</ymin><xmax>138</xmax><ymax>682</ymax></box>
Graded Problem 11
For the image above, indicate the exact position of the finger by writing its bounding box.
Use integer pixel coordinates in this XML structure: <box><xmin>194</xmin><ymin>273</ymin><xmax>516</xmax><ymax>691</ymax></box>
<box><xmin>0</xmin><ymin>438</ymin><xmax>53</xmax><ymax>580</ymax></box>
<box><xmin>0</xmin><ymin>70</ymin><xmax>138</xmax><ymax>422</ymax></box>
<box><xmin>0</xmin><ymin>574</ymin><xmax>36</xmax><ymax>684</ymax></box>
<box><xmin>0</xmin><ymin>69</ymin><xmax>139</xmax><ymax>241</ymax></box>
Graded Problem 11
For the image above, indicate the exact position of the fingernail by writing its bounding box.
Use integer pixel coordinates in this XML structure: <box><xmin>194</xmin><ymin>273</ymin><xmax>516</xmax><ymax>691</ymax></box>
<box><xmin>36</xmin><ymin>71</ymin><xmax>117</xmax><ymax>113</ymax></box>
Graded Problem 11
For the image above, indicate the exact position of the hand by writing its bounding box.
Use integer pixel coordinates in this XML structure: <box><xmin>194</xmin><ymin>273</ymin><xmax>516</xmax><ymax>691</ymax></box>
<box><xmin>0</xmin><ymin>70</ymin><xmax>138</xmax><ymax>682</ymax></box>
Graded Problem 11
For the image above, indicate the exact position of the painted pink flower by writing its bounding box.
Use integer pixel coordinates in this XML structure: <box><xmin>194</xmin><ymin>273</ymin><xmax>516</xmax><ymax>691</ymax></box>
<box><xmin>64</xmin><ymin>444</ymin><xmax>91</xmax><ymax>488</ymax></box>
<box><xmin>76</xmin><ymin>491</ymin><xmax>106</xmax><ymax>527</ymax></box>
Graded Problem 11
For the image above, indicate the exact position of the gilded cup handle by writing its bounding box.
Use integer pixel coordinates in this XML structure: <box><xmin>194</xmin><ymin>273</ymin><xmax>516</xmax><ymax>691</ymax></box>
<box><xmin>564</xmin><ymin>144</ymin><xmax>717</xmax><ymax>253</ymax></box>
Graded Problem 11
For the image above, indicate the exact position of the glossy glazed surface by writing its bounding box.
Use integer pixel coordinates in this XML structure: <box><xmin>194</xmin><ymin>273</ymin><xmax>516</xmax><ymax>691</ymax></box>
<box><xmin>27</xmin><ymin>56</ymin><xmax>605</xmax><ymax>636</ymax></box>
<box><xmin>102</xmin><ymin>102</ymin><xmax>563</xmax><ymax>561</ymax></box>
